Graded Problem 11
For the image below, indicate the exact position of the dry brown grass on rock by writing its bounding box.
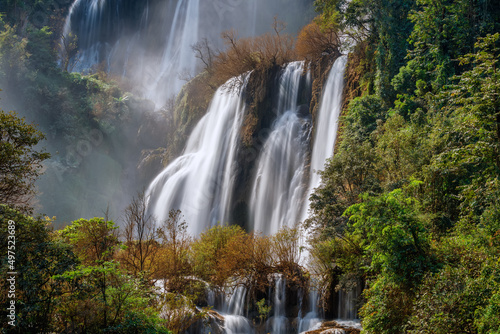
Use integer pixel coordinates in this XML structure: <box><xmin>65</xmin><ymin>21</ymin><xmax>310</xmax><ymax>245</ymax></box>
<box><xmin>296</xmin><ymin>19</ymin><xmax>340</xmax><ymax>62</ymax></box>
<box><xmin>211</xmin><ymin>18</ymin><xmax>296</xmax><ymax>89</ymax></box>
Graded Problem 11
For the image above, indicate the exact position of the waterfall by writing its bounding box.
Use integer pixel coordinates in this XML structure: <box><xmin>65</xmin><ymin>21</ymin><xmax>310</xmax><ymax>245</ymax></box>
<box><xmin>146</xmin><ymin>75</ymin><xmax>249</xmax><ymax>236</ymax></box>
<box><xmin>266</xmin><ymin>274</ymin><xmax>289</xmax><ymax>334</ymax></box>
<box><xmin>298</xmin><ymin>288</ymin><xmax>322</xmax><ymax>333</ymax></box>
<box><xmin>223</xmin><ymin>286</ymin><xmax>254</xmax><ymax>334</ymax></box>
<box><xmin>61</xmin><ymin>0</ymin><xmax>200</xmax><ymax>106</ymax></box>
<box><xmin>301</xmin><ymin>56</ymin><xmax>347</xmax><ymax>221</ymax></box>
<box><xmin>250</xmin><ymin>61</ymin><xmax>310</xmax><ymax>235</ymax></box>
<box><xmin>294</xmin><ymin>56</ymin><xmax>348</xmax><ymax>333</ymax></box>
<box><xmin>61</xmin><ymin>0</ymin><xmax>313</xmax><ymax>107</ymax></box>
<box><xmin>149</xmin><ymin>0</ymin><xmax>199</xmax><ymax>102</ymax></box>
<box><xmin>338</xmin><ymin>289</ymin><xmax>357</xmax><ymax>320</ymax></box>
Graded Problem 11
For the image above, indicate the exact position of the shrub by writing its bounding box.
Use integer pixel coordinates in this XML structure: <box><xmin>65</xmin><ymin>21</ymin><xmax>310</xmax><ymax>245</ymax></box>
<box><xmin>296</xmin><ymin>19</ymin><xmax>340</xmax><ymax>61</ymax></box>
<box><xmin>190</xmin><ymin>224</ymin><xmax>252</xmax><ymax>290</ymax></box>
<box><xmin>212</xmin><ymin>18</ymin><xmax>296</xmax><ymax>87</ymax></box>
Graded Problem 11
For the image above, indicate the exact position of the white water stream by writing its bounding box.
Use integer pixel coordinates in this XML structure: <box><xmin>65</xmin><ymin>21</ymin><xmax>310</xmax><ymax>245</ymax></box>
<box><xmin>250</xmin><ymin>61</ymin><xmax>310</xmax><ymax>235</ymax></box>
<box><xmin>146</xmin><ymin>75</ymin><xmax>249</xmax><ymax>236</ymax></box>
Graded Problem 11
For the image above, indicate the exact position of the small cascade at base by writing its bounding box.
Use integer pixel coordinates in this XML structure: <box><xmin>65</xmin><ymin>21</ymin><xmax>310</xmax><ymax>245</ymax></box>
<box><xmin>338</xmin><ymin>289</ymin><xmax>357</xmax><ymax>320</ymax></box>
<box><xmin>298</xmin><ymin>289</ymin><xmax>322</xmax><ymax>333</ymax></box>
<box><xmin>223</xmin><ymin>286</ymin><xmax>253</xmax><ymax>334</ymax></box>
<box><xmin>266</xmin><ymin>275</ymin><xmax>289</xmax><ymax>334</ymax></box>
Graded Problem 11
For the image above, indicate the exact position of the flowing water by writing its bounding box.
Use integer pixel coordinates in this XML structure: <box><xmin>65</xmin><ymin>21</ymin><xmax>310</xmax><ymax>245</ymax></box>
<box><xmin>61</xmin><ymin>0</ymin><xmax>312</xmax><ymax>107</ymax></box>
<box><xmin>146</xmin><ymin>75</ymin><xmax>249</xmax><ymax>236</ymax></box>
<box><xmin>223</xmin><ymin>286</ymin><xmax>254</xmax><ymax>334</ymax></box>
<box><xmin>267</xmin><ymin>275</ymin><xmax>289</xmax><ymax>334</ymax></box>
<box><xmin>62</xmin><ymin>0</ymin><xmax>200</xmax><ymax>106</ymax></box>
<box><xmin>301</xmin><ymin>56</ymin><xmax>347</xmax><ymax>221</ymax></box>
<box><xmin>250</xmin><ymin>61</ymin><xmax>310</xmax><ymax>235</ymax></box>
<box><xmin>60</xmin><ymin>1</ymin><xmax>352</xmax><ymax>332</ymax></box>
<box><xmin>146</xmin><ymin>58</ymin><xmax>350</xmax><ymax>332</ymax></box>
<box><xmin>298</xmin><ymin>288</ymin><xmax>322</xmax><ymax>333</ymax></box>
<box><xmin>298</xmin><ymin>56</ymin><xmax>351</xmax><ymax>330</ymax></box>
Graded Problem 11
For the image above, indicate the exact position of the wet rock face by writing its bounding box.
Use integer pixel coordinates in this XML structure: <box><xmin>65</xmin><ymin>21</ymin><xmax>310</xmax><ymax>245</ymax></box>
<box><xmin>187</xmin><ymin>310</ymin><xmax>225</xmax><ymax>334</ymax></box>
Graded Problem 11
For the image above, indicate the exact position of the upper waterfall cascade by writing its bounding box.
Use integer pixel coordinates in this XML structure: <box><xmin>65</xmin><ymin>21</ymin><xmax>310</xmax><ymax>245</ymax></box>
<box><xmin>61</xmin><ymin>0</ymin><xmax>312</xmax><ymax>107</ymax></box>
<box><xmin>62</xmin><ymin>0</ymin><xmax>201</xmax><ymax>106</ymax></box>
<box><xmin>144</xmin><ymin>56</ymin><xmax>348</xmax><ymax>234</ymax></box>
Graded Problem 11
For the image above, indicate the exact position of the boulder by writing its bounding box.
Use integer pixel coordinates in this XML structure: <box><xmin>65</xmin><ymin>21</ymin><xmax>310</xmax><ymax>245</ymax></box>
<box><xmin>305</xmin><ymin>320</ymin><xmax>361</xmax><ymax>334</ymax></box>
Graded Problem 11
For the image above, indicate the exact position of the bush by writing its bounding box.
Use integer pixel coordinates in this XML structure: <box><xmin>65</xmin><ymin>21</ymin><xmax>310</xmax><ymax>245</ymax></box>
<box><xmin>296</xmin><ymin>19</ymin><xmax>340</xmax><ymax>61</ymax></box>
<box><xmin>360</xmin><ymin>276</ymin><xmax>413</xmax><ymax>334</ymax></box>
<box><xmin>0</xmin><ymin>110</ymin><xmax>50</xmax><ymax>212</ymax></box>
<box><xmin>409</xmin><ymin>266</ymin><xmax>484</xmax><ymax>333</ymax></box>
<box><xmin>211</xmin><ymin>18</ymin><xmax>296</xmax><ymax>87</ymax></box>
<box><xmin>190</xmin><ymin>224</ymin><xmax>252</xmax><ymax>290</ymax></box>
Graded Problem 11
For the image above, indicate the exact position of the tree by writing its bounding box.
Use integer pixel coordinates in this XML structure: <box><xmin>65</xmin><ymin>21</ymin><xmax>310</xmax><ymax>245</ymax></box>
<box><xmin>427</xmin><ymin>33</ymin><xmax>500</xmax><ymax>227</ymax></box>
<box><xmin>59</xmin><ymin>32</ymin><xmax>79</xmax><ymax>72</ymax></box>
<box><xmin>296</xmin><ymin>19</ymin><xmax>340</xmax><ymax>61</ymax></box>
<box><xmin>0</xmin><ymin>205</ymin><xmax>77</xmax><ymax>333</ymax></box>
<box><xmin>212</xmin><ymin>17</ymin><xmax>296</xmax><ymax>88</ymax></box>
<box><xmin>119</xmin><ymin>192</ymin><xmax>159</xmax><ymax>279</ymax></box>
<box><xmin>56</xmin><ymin>218</ymin><xmax>139</xmax><ymax>331</ymax></box>
<box><xmin>0</xmin><ymin>109</ymin><xmax>50</xmax><ymax>212</ymax></box>
<box><xmin>190</xmin><ymin>224</ymin><xmax>252</xmax><ymax>291</ymax></box>
<box><xmin>59</xmin><ymin>218</ymin><xmax>119</xmax><ymax>265</ymax></box>
<box><xmin>345</xmin><ymin>186</ymin><xmax>434</xmax><ymax>333</ymax></box>
<box><xmin>157</xmin><ymin>209</ymin><xmax>192</xmax><ymax>293</ymax></box>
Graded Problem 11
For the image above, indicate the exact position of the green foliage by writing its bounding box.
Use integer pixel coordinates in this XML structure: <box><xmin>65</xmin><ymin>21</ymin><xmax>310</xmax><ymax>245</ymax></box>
<box><xmin>25</xmin><ymin>26</ymin><xmax>56</xmax><ymax>72</ymax></box>
<box><xmin>59</xmin><ymin>218</ymin><xmax>119</xmax><ymax>265</ymax></box>
<box><xmin>476</xmin><ymin>289</ymin><xmax>500</xmax><ymax>334</ymax></box>
<box><xmin>104</xmin><ymin>311</ymin><xmax>171</xmax><ymax>334</ymax></box>
<box><xmin>0</xmin><ymin>109</ymin><xmax>50</xmax><ymax>212</ymax></box>
<box><xmin>53</xmin><ymin>261</ymin><xmax>161</xmax><ymax>333</ymax></box>
<box><xmin>159</xmin><ymin>293</ymin><xmax>207</xmax><ymax>334</ymax></box>
<box><xmin>0</xmin><ymin>205</ymin><xmax>77</xmax><ymax>333</ymax></box>
<box><xmin>256</xmin><ymin>298</ymin><xmax>272</xmax><ymax>324</ymax></box>
<box><xmin>0</xmin><ymin>23</ymin><xmax>28</xmax><ymax>82</ymax></box>
<box><xmin>360</xmin><ymin>276</ymin><xmax>413</xmax><ymax>334</ymax></box>
<box><xmin>375</xmin><ymin>113</ymin><xmax>430</xmax><ymax>190</ymax></box>
<box><xmin>309</xmin><ymin>1</ymin><xmax>500</xmax><ymax>331</ymax></box>
<box><xmin>426</xmin><ymin>33</ymin><xmax>500</xmax><ymax>227</ymax></box>
<box><xmin>346</xmin><ymin>187</ymin><xmax>432</xmax><ymax>287</ymax></box>
<box><xmin>343</xmin><ymin>94</ymin><xmax>384</xmax><ymax>142</ymax></box>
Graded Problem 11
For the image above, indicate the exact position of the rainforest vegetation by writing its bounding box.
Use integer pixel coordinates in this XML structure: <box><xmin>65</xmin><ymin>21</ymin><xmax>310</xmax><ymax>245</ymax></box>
<box><xmin>1</xmin><ymin>0</ymin><xmax>500</xmax><ymax>333</ymax></box>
